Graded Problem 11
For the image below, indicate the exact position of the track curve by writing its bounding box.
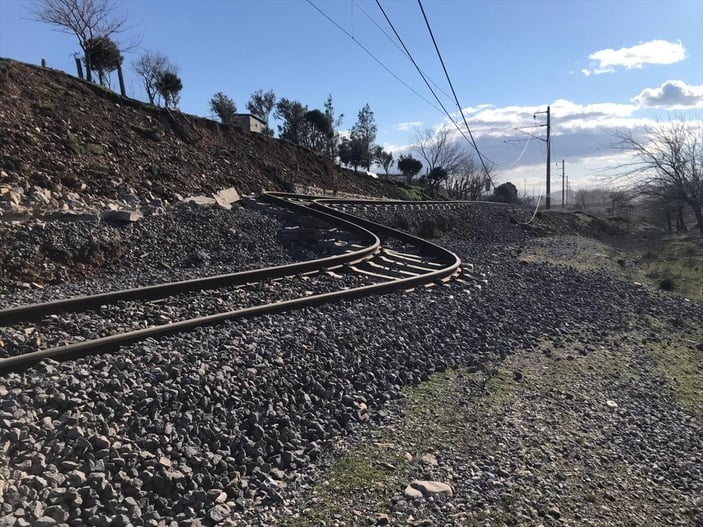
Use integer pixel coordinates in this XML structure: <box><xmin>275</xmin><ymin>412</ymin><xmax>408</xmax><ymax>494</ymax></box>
<box><xmin>0</xmin><ymin>192</ymin><xmax>462</xmax><ymax>373</ymax></box>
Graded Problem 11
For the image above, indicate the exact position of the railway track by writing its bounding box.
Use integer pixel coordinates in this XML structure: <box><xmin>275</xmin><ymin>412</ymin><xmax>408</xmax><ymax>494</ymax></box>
<box><xmin>0</xmin><ymin>192</ymin><xmax>468</xmax><ymax>373</ymax></box>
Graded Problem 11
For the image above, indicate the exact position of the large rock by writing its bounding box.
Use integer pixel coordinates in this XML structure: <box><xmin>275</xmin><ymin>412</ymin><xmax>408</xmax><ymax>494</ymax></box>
<box><xmin>213</xmin><ymin>187</ymin><xmax>241</xmax><ymax>210</ymax></box>
<box><xmin>404</xmin><ymin>480</ymin><xmax>453</xmax><ymax>499</ymax></box>
<box><xmin>101</xmin><ymin>209</ymin><xmax>143</xmax><ymax>222</ymax></box>
<box><xmin>183</xmin><ymin>195</ymin><xmax>217</xmax><ymax>208</ymax></box>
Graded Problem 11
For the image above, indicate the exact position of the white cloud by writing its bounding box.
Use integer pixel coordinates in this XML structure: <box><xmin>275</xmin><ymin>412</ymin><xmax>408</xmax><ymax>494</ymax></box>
<box><xmin>631</xmin><ymin>80</ymin><xmax>703</xmax><ymax>108</ymax></box>
<box><xmin>392</xmin><ymin>97</ymin><xmax>701</xmax><ymax>191</ymax></box>
<box><xmin>394</xmin><ymin>121</ymin><xmax>423</xmax><ymax>131</ymax></box>
<box><xmin>427</xmin><ymin>99</ymin><xmax>669</xmax><ymax>190</ymax></box>
<box><xmin>582</xmin><ymin>39</ymin><xmax>686</xmax><ymax>75</ymax></box>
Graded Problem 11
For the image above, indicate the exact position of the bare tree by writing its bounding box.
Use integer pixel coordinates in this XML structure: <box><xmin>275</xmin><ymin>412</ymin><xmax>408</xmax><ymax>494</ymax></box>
<box><xmin>132</xmin><ymin>51</ymin><xmax>175</xmax><ymax>105</ymax></box>
<box><xmin>414</xmin><ymin>126</ymin><xmax>466</xmax><ymax>177</ymax></box>
<box><xmin>373</xmin><ymin>146</ymin><xmax>394</xmax><ymax>175</ymax></box>
<box><xmin>446</xmin><ymin>155</ymin><xmax>488</xmax><ymax>200</ymax></box>
<box><xmin>32</xmin><ymin>0</ymin><xmax>129</xmax><ymax>83</ymax></box>
<box><xmin>573</xmin><ymin>187</ymin><xmax>612</xmax><ymax>212</ymax></box>
<box><xmin>612</xmin><ymin>120</ymin><xmax>703</xmax><ymax>236</ymax></box>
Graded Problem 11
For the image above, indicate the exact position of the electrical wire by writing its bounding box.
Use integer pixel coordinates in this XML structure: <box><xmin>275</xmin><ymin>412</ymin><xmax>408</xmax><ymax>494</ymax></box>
<box><xmin>417</xmin><ymin>0</ymin><xmax>494</xmax><ymax>186</ymax></box>
<box><xmin>305</xmin><ymin>0</ymin><xmax>441</xmax><ymax>113</ymax></box>
<box><xmin>523</xmin><ymin>193</ymin><xmax>542</xmax><ymax>225</ymax></box>
<box><xmin>498</xmin><ymin>134</ymin><xmax>533</xmax><ymax>168</ymax></box>
<box><xmin>353</xmin><ymin>0</ymin><xmax>454</xmax><ymax>103</ymax></box>
<box><xmin>374</xmin><ymin>0</ymin><xmax>476</xmax><ymax>149</ymax></box>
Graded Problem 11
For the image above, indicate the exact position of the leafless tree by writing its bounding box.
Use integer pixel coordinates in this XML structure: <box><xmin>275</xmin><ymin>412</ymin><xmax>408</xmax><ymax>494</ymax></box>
<box><xmin>414</xmin><ymin>126</ymin><xmax>466</xmax><ymax>177</ymax></box>
<box><xmin>133</xmin><ymin>51</ymin><xmax>175</xmax><ymax>105</ymax></box>
<box><xmin>32</xmin><ymin>0</ymin><xmax>129</xmax><ymax>83</ymax></box>
<box><xmin>611</xmin><ymin>120</ymin><xmax>703</xmax><ymax>237</ymax></box>
<box><xmin>446</xmin><ymin>155</ymin><xmax>490</xmax><ymax>200</ymax></box>
<box><xmin>573</xmin><ymin>187</ymin><xmax>611</xmax><ymax>211</ymax></box>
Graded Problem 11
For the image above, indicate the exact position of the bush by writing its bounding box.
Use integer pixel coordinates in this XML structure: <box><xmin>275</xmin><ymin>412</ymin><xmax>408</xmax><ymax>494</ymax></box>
<box><xmin>659</xmin><ymin>277</ymin><xmax>675</xmax><ymax>291</ymax></box>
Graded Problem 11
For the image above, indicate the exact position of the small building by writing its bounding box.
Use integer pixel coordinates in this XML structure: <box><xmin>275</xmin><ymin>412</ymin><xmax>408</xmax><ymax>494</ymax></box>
<box><xmin>233</xmin><ymin>113</ymin><xmax>266</xmax><ymax>134</ymax></box>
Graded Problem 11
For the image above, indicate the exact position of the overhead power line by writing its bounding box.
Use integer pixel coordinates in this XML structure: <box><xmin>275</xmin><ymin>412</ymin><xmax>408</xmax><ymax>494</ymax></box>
<box><xmin>417</xmin><ymin>0</ymin><xmax>493</xmax><ymax>184</ymax></box>
<box><xmin>305</xmin><ymin>0</ymin><xmax>440</xmax><ymax>112</ymax></box>
<box><xmin>374</xmin><ymin>0</ymin><xmax>476</xmax><ymax>148</ymax></box>
<box><xmin>354</xmin><ymin>0</ymin><xmax>454</xmax><ymax>103</ymax></box>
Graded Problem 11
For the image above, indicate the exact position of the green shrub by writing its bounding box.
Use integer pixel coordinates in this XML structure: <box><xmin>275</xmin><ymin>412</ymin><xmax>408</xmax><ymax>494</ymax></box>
<box><xmin>659</xmin><ymin>277</ymin><xmax>675</xmax><ymax>291</ymax></box>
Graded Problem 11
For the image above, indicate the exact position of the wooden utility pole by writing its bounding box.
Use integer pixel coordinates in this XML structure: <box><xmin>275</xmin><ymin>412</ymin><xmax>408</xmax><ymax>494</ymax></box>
<box><xmin>117</xmin><ymin>61</ymin><xmax>126</xmax><ymax>97</ymax></box>
<box><xmin>75</xmin><ymin>57</ymin><xmax>84</xmax><ymax>79</ymax></box>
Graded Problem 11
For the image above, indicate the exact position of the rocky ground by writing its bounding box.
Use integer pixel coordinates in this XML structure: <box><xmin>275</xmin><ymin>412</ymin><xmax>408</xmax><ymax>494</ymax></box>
<box><xmin>1</xmin><ymin>202</ymin><xmax>701</xmax><ymax>527</ymax></box>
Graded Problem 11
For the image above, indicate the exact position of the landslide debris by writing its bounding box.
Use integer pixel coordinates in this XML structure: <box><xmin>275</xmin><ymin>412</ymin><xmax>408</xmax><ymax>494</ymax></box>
<box><xmin>0</xmin><ymin>57</ymin><xmax>407</xmax><ymax>217</ymax></box>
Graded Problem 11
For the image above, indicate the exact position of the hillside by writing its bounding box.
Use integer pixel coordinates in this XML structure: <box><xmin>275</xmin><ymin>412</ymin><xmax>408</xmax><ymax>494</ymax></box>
<box><xmin>0</xmin><ymin>58</ymin><xmax>408</xmax><ymax>215</ymax></box>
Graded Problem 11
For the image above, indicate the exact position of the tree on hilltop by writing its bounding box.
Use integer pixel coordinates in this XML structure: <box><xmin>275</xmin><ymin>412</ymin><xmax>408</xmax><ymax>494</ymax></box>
<box><xmin>155</xmin><ymin>71</ymin><xmax>182</xmax><ymax>109</ymax></box>
<box><xmin>338</xmin><ymin>136</ymin><xmax>367</xmax><ymax>173</ymax></box>
<box><xmin>397</xmin><ymin>154</ymin><xmax>422</xmax><ymax>183</ymax></box>
<box><xmin>32</xmin><ymin>0</ymin><xmax>129</xmax><ymax>83</ymax></box>
<box><xmin>302</xmin><ymin>109</ymin><xmax>333</xmax><ymax>152</ymax></box>
<box><xmin>247</xmin><ymin>89</ymin><xmax>276</xmax><ymax>136</ymax></box>
<box><xmin>210</xmin><ymin>92</ymin><xmax>237</xmax><ymax>125</ymax></box>
<box><xmin>373</xmin><ymin>146</ymin><xmax>394</xmax><ymax>175</ymax></box>
<box><xmin>351</xmin><ymin>103</ymin><xmax>377</xmax><ymax>170</ymax></box>
<box><xmin>84</xmin><ymin>35</ymin><xmax>121</xmax><ymax>86</ymax></box>
<box><xmin>133</xmin><ymin>51</ymin><xmax>175</xmax><ymax>105</ymax></box>
<box><xmin>323</xmin><ymin>95</ymin><xmax>343</xmax><ymax>160</ymax></box>
<box><xmin>275</xmin><ymin>98</ymin><xmax>308</xmax><ymax>144</ymax></box>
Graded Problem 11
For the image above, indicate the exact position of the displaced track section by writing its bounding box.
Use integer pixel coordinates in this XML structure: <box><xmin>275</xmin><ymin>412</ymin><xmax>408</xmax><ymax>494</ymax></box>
<box><xmin>0</xmin><ymin>192</ymin><xmax>462</xmax><ymax>373</ymax></box>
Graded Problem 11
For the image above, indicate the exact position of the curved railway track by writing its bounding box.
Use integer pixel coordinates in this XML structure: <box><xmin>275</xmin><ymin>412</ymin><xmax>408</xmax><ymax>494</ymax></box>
<box><xmin>0</xmin><ymin>192</ymin><xmax>467</xmax><ymax>373</ymax></box>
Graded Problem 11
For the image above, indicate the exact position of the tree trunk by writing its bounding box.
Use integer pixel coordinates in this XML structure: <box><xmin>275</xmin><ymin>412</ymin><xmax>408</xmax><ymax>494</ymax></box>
<box><xmin>676</xmin><ymin>206</ymin><xmax>687</xmax><ymax>232</ymax></box>
<box><xmin>84</xmin><ymin>51</ymin><xmax>92</xmax><ymax>82</ymax></box>
<box><xmin>693</xmin><ymin>205</ymin><xmax>703</xmax><ymax>237</ymax></box>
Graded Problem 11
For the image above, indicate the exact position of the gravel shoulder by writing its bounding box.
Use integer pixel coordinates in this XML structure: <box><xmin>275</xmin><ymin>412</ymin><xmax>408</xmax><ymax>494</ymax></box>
<box><xmin>1</xmin><ymin>205</ymin><xmax>701</xmax><ymax>527</ymax></box>
<box><xmin>283</xmin><ymin>234</ymin><xmax>703</xmax><ymax>527</ymax></box>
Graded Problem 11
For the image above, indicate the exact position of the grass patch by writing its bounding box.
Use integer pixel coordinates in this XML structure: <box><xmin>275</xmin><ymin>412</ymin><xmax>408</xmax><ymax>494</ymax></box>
<box><xmin>642</xmin><ymin>317</ymin><xmax>703</xmax><ymax>416</ymax></box>
<box><xmin>285</xmin><ymin>370</ymin><xmax>471</xmax><ymax>526</ymax></box>
<box><xmin>64</xmin><ymin>131</ymin><xmax>85</xmax><ymax>156</ymax></box>
<box><xmin>521</xmin><ymin>231</ymin><xmax>703</xmax><ymax>301</ymax></box>
<box><xmin>403</xmin><ymin>185</ymin><xmax>426</xmax><ymax>201</ymax></box>
<box><xmin>636</xmin><ymin>234</ymin><xmax>703</xmax><ymax>301</ymax></box>
<box><xmin>31</xmin><ymin>100</ymin><xmax>55</xmax><ymax>115</ymax></box>
<box><xmin>85</xmin><ymin>143</ymin><xmax>105</xmax><ymax>155</ymax></box>
<box><xmin>131</xmin><ymin>124</ymin><xmax>163</xmax><ymax>142</ymax></box>
<box><xmin>286</xmin><ymin>325</ymin><xmax>699</xmax><ymax>525</ymax></box>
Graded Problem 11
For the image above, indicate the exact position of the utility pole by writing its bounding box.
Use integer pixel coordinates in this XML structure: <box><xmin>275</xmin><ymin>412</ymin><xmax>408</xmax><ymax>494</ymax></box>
<box><xmin>533</xmin><ymin>106</ymin><xmax>551</xmax><ymax>209</ymax></box>
<box><xmin>561</xmin><ymin>159</ymin><xmax>565</xmax><ymax>208</ymax></box>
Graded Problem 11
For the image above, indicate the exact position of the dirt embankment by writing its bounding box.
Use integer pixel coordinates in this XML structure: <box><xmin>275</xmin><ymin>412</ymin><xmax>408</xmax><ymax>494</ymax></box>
<box><xmin>0</xmin><ymin>58</ymin><xmax>407</xmax><ymax>208</ymax></box>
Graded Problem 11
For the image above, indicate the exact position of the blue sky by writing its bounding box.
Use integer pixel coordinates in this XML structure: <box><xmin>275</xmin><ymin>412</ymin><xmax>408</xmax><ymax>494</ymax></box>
<box><xmin>1</xmin><ymin>0</ymin><xmax>702</xmax><ymax>195</ymax></box>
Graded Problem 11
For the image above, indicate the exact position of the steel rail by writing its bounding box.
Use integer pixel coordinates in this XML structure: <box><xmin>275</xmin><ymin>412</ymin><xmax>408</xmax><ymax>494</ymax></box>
<box><xmin>0</xmin><ymin>192</ymin><xmax>462</xmax><ymax>373</ymax></box>
<box><xmin>0</xmin><ymin>196</ymin><xmax>381</xmax><ymax>325</ymax></box>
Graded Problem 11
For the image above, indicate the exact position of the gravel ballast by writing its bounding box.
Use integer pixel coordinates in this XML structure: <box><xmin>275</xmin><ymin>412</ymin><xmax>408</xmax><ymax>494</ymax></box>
<box><xmin>1</xmin><ymin>202</ymin><xmax>701</xmax><ymax>526</ymax></box>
